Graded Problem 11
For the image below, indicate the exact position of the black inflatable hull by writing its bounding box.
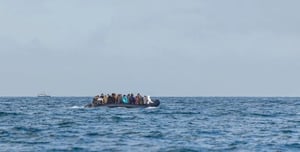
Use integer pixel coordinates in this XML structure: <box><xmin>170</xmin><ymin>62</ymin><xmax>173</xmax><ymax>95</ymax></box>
<box><xmin>85</xmin><ymin>100</ymin><xmax>160</xmax><ymax>108</ymax></box>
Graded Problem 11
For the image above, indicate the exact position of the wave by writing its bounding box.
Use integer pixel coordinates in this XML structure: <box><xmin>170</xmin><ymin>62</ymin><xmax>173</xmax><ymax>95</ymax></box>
<box><xmin>284</xmin><ymin>143</ymin><xmax>300</xmax><ymax>149</ymax></box>
<box><xmin>2</xmin><ymin>96</ymin><xmax>300</xmax><ymax>151</ymax></box>
<box><xmin>12</xmin><ymin>126</ymin><xmax>42</xmax><ymax>133</ymax></box>
<box><xmin>0</xmin><ymin>111</ymin><xmax>23</xmax><ymax>117</ymax></box>
<box><xmin>57</xmin><ymin>121</ymin><xmax>76</xmax><ymax>128</ymax></box>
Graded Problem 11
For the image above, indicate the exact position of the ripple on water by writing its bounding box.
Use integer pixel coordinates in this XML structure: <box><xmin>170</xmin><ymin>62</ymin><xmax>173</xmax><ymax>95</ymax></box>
<box><xmin>158</xmin><ymin>147</ymin><xmax>201</xmax><ymax>152</ymax></box>
<box><xmin>0</xmin><ymin>129</ymin><xmax>9</xmax><ymax>138</ymax></box>
<box><xmin>143</xmin><ymin>130</ymin><xmax>164</xmax><ymax>138</ymax></box>
<box><xmin>1</xmin><ymin>97</ymin><xmax>300</xmax><ymax>151</ymax></box>
<box><xmin>57</xmin><ymin>120</ymin><xmax>76</xmax><ymax>128</ymax></box>
<box><xmin>0</xmin><ymin>111</ymin><xmax>24</xmax><ymax>117</ymax></box>
<box><xmin>285</xmin><ymin>143</ymin><xmax>300</xmax><ymax>148</ymax></box>
<box><xmin>12</xmin><ymin>126</ymin><xmax>42</xmax><ymax>133</ymax></box>
<box><xmin>85</xmin><ymin>132</ymin><xmax>100</xmax><ymax>136</ymax></box>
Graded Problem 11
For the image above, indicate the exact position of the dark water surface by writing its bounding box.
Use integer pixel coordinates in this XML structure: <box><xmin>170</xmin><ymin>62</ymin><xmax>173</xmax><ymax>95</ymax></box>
<box><xmin>1</xmin><ymin>97</ymin><xmax>300</xmax><ymax>151</ymax></box>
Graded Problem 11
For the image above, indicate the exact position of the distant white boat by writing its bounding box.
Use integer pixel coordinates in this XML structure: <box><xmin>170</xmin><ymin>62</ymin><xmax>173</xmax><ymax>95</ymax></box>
<box><xmin>37</xmin><ymin>92</ymin><xmax>51</xmax><ymax>97</ymax></box>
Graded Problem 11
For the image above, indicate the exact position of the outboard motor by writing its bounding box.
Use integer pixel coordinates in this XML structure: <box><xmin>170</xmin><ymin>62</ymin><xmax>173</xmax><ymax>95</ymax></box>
<box><xmin>84</xmin><ymin>103</ymin><xmax>93</xmax><ymax>108</ymax></box>
<box><xmin>149</xmin><ymin>100</ymin><xmax>160</xmax><ymax>107</ymax></box>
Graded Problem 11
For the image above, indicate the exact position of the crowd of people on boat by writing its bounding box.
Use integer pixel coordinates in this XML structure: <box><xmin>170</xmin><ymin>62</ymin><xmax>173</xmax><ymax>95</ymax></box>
<box><xmin>92</xmin><ymin>93</ymin><xmax>154</xmax><ymax>105</ymax></box>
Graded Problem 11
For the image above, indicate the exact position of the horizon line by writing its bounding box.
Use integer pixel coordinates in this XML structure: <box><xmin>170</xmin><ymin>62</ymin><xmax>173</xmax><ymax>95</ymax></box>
<box><xmin>0</xmin><ymin>95</ymin><xmax>300</xmax><ymax>98</ymax></box>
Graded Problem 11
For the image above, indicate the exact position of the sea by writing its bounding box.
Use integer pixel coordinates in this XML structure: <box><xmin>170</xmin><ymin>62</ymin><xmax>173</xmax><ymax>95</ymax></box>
<box><xmin>0</xmin><ymin>97</ymin><xmax>300</xmax><ymax>152</ymax></box>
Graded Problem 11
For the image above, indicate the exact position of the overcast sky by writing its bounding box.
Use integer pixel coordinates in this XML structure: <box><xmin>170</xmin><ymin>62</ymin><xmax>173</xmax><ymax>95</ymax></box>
<box><xmin>0</xmin><ymin>0</ymin><xmax>300</xmax><ymax>96</ymax></box>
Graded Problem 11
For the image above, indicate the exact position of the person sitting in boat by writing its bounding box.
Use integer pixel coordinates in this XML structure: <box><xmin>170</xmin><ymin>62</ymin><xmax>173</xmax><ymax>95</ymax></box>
<box><xmin>127</xmin><ymin>94</ymin><xmax>131</xmax><ymax>104</ymax></box>
<box><xmin>135</xmin><ymin>93</ymin><xmax>143</xmax><ymax>104</ymax></box>
<box><xmin>97</xmin><ymin>96</ymin><xmax>103</xmax><ymax>104</ymax></box>
<box><xmin>103</xmin><ymin>95</ymin><xmax>108</xmax><ymax>104</ymax></box>
<box><xmin>143</xmin><ymin>96</ymin><xmax>147</xmax><ymax>104</ymax></box>
<box><xmin>107</xmin><ymin>94</ymin><xmax>113</xmax><ymax>104</ymax></box>
<box><xmin>140</xmin><ymin>94</ymin><xmax>145</xmax><ymax>104</ymax></box>
<box><xmin>122</xmin><ymin>95</ymin><xmax>129</xmax><ymax>104</ymax></box>
<box><xmin>100</xmin><ymin>93</ymin><xmax>104</xmax><ymax>99</ymax></box>
<box><xmin>135</xmin><ymin>94</ymin><xmax>140</xmax><ymax>104</ymax></box>
<box><xmin>111</xmin><ymin>94</ymin><xmax>116</xmax><ymax>104</ymax></box>
<box><xmin>117</xmin><ymin>94</ymin><xmax>122</xmax><ymax>104</ymax></box>
<box><xmin>92</xmin><ymin>95</ymin><xmax>99</xmax><ymax>105</ymax></box>
<box><xmin>92</xmin><ymin>95</ymin><xmax>103</xmax><ymax>105</ymax></box>
<box><xmin>144</xmin><ymin>96</ymin><xmax>154</xmax><ymax>104</ymax></box>
<box><xmin>130</xmin><ymin>93</ymin><xmax>136</xmax><ymax>104</ymax></box>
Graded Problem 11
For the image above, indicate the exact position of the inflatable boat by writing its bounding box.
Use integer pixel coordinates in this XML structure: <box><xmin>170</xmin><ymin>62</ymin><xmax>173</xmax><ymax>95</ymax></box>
<box><xmin>85</xmin><ymin>99</ymin><xmax>160</xmax><ymax>108</ymax></box>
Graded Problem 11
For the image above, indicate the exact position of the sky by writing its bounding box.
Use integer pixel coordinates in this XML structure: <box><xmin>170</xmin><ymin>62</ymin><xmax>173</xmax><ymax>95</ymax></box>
<box><xmin>0</xmin><ymin>0</ymin><xmax>300</xmax><ymax>96</ymax></box>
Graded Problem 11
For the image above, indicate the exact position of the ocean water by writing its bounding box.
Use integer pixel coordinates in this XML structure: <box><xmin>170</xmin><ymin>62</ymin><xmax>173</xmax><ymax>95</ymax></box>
<box><xmin>0</xmin><ymin>97</ymin><xmax>300</xmax><ymax>152</ymax></box>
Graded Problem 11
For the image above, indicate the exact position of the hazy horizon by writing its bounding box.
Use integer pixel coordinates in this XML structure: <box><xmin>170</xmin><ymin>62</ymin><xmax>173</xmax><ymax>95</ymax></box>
<box><xmin>2</xmin><ymin>95</ymin><xmax>300</xmax><ymax>98</ymax></box>
<box><xmin>1</xmin><ymin>0</ymin><xmax>300</xmax><ymax>97</ymax></box>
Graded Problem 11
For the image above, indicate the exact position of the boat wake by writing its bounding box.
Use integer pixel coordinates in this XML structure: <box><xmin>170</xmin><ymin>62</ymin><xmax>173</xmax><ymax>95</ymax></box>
<box><xmin>69</xmin><ymin>106</ymin><xmax>84</xmax><ymax>109</ymax></box>
<box><xmin>145</xmin><ymin>107</ymin><xmax>158</xmax><ymax>109</ymax></box>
